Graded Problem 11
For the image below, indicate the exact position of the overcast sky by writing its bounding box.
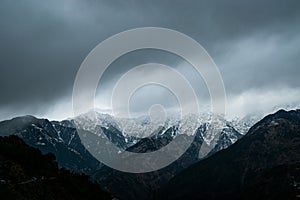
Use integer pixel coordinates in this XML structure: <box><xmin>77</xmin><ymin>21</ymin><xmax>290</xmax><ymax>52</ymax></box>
<box><xmin>1</xmin><ymin>0</ymin><xmax>300</xmax><ymax>120</ymax></box>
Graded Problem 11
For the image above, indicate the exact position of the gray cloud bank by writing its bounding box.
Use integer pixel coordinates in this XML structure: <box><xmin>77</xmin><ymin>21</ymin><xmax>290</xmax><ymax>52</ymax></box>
<box><xmin>0</xmin><ymin>0</ymin><xmax>300</xmax><ymax>120</ymax></box>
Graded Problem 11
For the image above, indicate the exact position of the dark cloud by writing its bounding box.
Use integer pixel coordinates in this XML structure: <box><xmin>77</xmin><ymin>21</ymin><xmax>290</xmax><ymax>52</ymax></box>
<box><xmin>0</xmin><ymin>0</ymin><xmax>300</xmax><ymax>120</ymax></box>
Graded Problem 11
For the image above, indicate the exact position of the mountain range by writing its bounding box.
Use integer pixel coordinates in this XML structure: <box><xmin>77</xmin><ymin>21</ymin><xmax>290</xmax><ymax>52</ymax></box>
<box><xmin>0</xmin><ymin>111</ymin><xmax>249</xmax><ymax>174</ymax></box>
<box><xmin>0</xmin><ymin>109</ymin><xmax>299</xmax><ymax>199</ymax></box>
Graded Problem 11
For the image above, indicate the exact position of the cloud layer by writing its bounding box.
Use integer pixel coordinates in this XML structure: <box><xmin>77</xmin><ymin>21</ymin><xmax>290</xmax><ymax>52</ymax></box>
<box><xmin>0</xmin><ymin>0</ymin><xmax>300</xmax><ymax>120</ymax></box>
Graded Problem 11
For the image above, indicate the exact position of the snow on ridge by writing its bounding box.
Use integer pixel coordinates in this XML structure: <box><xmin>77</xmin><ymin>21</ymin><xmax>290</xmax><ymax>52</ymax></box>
<box><xmin>72</xmin><ymin>110</ymin><xmax>257</xmax><ymax>142</ymax></box>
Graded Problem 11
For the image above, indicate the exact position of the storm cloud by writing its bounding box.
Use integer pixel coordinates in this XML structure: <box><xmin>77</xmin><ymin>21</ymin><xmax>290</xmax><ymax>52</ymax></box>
<box><xmin>0</xmin><ymin>0</ymin><xmax>300</xmax><ymax>120</ymax></box>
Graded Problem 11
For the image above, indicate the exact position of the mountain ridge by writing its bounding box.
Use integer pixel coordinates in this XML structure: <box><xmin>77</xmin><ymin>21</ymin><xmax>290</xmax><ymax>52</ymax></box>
<box><xmin>159</xmin><ymin>109</ymin><xmax>300</xmax><ymax>199</ymax></box>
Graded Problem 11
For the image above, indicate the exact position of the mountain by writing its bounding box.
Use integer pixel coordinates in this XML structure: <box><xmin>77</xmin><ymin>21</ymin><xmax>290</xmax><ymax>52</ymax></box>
<box><xmin>0</xmin><ymin>111</ymin><xmax>250</xmax><ymax>200</ymax></box>
<box><xmin>0</xmin><ymin>135</ymin><xmax>111</xmax><ymax>200</ymax></box>
<box><xmin>74</xmin><ymin>111</ymin><xmax>246</xmax><ymax>155</ymax></box>
<box><xmin>0</xmin><ymin>111</ymin><xmax>246</xmax><ymax>199</ymax></box>
<box><xmin>159</xmin><ymin>109</ymin><xmax>300</xmax><ymax>199</ymax></box>
<box><xmin>73</xmin><ymin>111</ymin><xmax>140</xmax><ymax>148</ymax></box>
<box><xmin>0</xmin><ymin>116</ymin><xmax>101</xmax><ymax>174</ymax></box>
<box><xmin>93</xmin><ymin>116</ymin><xmax>242</xmax><ymax>200</ymax></box>
<box><xmin>75</xmin><ymin>111</ymin><xmax>252</xmax><ymax>146</ymax></box>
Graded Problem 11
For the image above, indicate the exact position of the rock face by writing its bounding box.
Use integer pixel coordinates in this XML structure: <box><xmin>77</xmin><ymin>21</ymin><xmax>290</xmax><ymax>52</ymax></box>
<box><xmin>160</xmin><ymin>109</ymin><xmax>300</xmax><ymax>200</ymax></box>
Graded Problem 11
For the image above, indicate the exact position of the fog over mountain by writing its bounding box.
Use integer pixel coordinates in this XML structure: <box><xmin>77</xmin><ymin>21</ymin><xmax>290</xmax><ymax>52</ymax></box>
<box><xmin>1</xmin><ymin>0</ymin><xmax>300</xmax><ymax>120</ymax></box>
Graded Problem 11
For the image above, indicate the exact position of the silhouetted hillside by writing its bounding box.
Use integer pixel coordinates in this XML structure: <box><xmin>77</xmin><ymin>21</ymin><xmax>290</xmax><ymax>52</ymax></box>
<box><xmin>0</xmin><ymin>135</ymin><xmax>111</xmax><ymax>200</ymax></box>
